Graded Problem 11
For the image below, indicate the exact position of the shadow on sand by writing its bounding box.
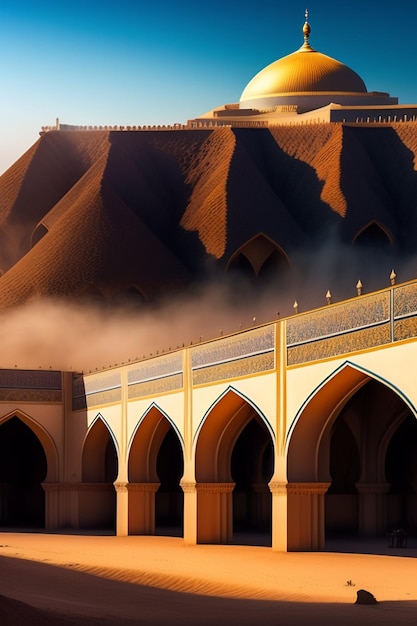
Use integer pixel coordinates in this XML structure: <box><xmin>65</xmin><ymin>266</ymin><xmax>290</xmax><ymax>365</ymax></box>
<box><xmin>0</xmin><ymin>553</ymin><xmax>417</xmax><ymax>626</ymax></box>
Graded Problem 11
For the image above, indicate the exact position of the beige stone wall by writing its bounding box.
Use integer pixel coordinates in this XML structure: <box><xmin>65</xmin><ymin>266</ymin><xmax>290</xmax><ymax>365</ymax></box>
<box><xmin>2</xmin><ymin>280</ymin><xmax>417</xmax><ymax>548</ymax></box>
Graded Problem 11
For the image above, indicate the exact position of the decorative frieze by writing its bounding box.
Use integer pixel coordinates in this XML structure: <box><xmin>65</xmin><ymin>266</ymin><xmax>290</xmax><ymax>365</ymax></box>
<box><xmin>287</xmin><ymin>324</ymin><xmax>391</xmax><ymax>365</ymax></box>
<box><xmin>287</xmin><ymin>292</ymin><xmax>390</xmax><ymax>347</ymax></box>
<box><xmin>196</xmin><ymin>482</ymin><xmax>235</xmax><ymax>494</ymax></box>
<box><xmin>128</xmin><ymin>353</ymin><xmax>183</xmax><ymax>385</ymax></box>
<box><xmin>0</xmin><ymin>389</ymin><xmax>62</xmax><ymax>403</ymax></box>
<box><xmin>128</xmin><ymin>373</ymin><xmax>183</xmax><ymax>399</ymax></box>
<box><xmin>393</xmin><ymin>282</ymin><xmax>417</xmax><ymax>318</ymax></box>
<box><xmin>288</xmin><ymin>482</ymin><xmax>330</xmax><ymax>495</ymax></box>
<box><xmin>193</xmin><ymin>352</ymin><xmax>274</xmax><ymax>385</ymax></box>
<box><xmin>126</xmin><ymin>483</ymin><xmax>160</xmax><ymax>493</ymax></box>
<box><xmin>191</xmin><ymin>326</ymin><xmax>275</xmax><ymax>370</ymax></box>
<box><xmin>394</xmin><ymin>317</ymin><xmax>417</xmax><ymax>342</ymax></box>
<box><xmin>0</xmin><ymin>369</ymin><xmax>62</xmax><ymax>390</ymax></box>
<box><xmin>84</xmin><ymin>388</ymin><xmax>122</xmax><ymax>408</ymax></box>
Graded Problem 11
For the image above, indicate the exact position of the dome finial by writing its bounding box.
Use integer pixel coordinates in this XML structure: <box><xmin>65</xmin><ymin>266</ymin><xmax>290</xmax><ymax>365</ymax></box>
<box><xmin>302</xmin><ymin>8</ymin><xmax>312</xmax><ymax>50</ymax></box>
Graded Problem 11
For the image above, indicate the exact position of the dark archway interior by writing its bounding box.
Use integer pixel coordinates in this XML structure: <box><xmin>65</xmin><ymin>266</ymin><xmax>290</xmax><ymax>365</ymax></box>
<box><xmin>80</xmin><ymin>422</ymin><xmax>118</xmax><ymax>531</ymax></box>
<box><xmin>0</xmin><ymin>417</ymin><xmax>47</xmax><ymax>528</ymax></box>
<box><xmin>353</xmin><ymin>223</ymin><xmax>392</xmax><ymax>250</ymax></box>
<box><xmin>231</xmin><ymin>418</ymin><xmax>273</xmax><ymax>545</ymax></box>
<box><xmin>228</xmin><ymin>253</ymin><xmax>255</xmax><ymax>278</ymax></box>
<box><xmin>156</xmin><ymin>428</ymin><xmax>184</xmax><ymax>535</ymax></box>
<box><xmin>386</xmin><ymin>414</ymin><xmax>417</xmax><ymax>531</ymax></box>
<box><xmin>104</xmin><ymin>438</ymin><xmax>118</xmax><ymax>483</ymax></box>
<box><xmin>325</xmin><ymin>379</ymin><xmax>417</xmax><ymax>541</ymax></box>
<box><xmin>326</xmin><ymin>419</ymin><xmax>361</xmax><ymax>536</ymax></box>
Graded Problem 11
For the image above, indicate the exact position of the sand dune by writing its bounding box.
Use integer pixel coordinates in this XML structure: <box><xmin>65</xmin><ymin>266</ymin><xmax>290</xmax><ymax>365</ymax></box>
<box><xmin>0</xmin><ymin>125</ymin><xmax>417</xmax><ymax>309</ymax></box>
<box><xmin>0</xmin><ymin>533</ymin><xmax>416</xmax><ymax>625</ymax></box>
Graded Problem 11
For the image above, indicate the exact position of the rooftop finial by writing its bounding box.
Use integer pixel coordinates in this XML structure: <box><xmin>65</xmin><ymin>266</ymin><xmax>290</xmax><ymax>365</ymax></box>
<box><xmin>302</xmin><ymin>8</ymin><xmax>312</xmax><ymax>49</ymax></box>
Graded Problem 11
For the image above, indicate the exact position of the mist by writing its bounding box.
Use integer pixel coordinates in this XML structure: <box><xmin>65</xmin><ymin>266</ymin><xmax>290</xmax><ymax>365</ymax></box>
<box><xmin>0</xmin><ymin>239</ymin><xmax>415</xmax><ymax>373</ymax></box>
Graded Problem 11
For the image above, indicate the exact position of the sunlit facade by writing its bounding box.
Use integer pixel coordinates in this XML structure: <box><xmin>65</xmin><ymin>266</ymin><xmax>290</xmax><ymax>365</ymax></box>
<box><xmin>1</xmin><ymin>279</ymin><xmax>417</xmax><ymax>550</ymax></box>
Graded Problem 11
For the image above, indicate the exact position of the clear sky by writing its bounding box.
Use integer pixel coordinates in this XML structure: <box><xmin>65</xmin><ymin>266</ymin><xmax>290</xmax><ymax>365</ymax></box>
<box><xmin>0</xmin><ymin>0</ymin><xmax>416</xmax><ymax>174</ymax></box>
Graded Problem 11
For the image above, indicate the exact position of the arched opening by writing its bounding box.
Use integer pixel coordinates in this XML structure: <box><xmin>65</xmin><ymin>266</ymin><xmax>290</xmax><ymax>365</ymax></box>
<box><xmin>76</xmin><ymin>285</ymin><xmax>107</xmax><ymax>307</ymax></box>
<box><xmin>325</xmin><ymin>419</ymin><xmax>361</xmax><ymax>537</ymax></box>
<box><xmin>111</xmin><ymin>286</ymin><xmax>148</xmax><ymax>311</ymax></box>
<box><xmin>155</xmin><ymin>428</ymin><xmax>184</xmax><ymax>536</ymax></box>
<box><xmin>287</xmin><ymin>365</ymin><xmax>417</xmax><ymax>550</ymax></box>
<box><xmin>227</xmin><ymin>234</ymin><xmax>290</xmax><ymax>289</ymax></box>
<box><xmin>232</xmin><ymin>418</ymin><xmax>273</xmax><ymax>543</ymax></box>
<box><xmin>128</xmin><ymin>407</ymin><xmax>184</xmax><ymax>536</ymax></box>
<box><xmin>385</xmin><ymin>414</ymin><xmax>417</xmax><ymax>534</ymax></box>
<box><xmin>228</xmin><ymin>253</ymin><xmax>256</xmax><ymax>279</ymax></box>
<box><xmin>323</xmin><ymin>379</ymin><xmax>414</xmax><ymax>542</ymax></box>
<box><xmin>353</xmin><ymin>221</ymin><xmax>393</xmax><ymax>250</ymax></box>
<box><xmin>195</xmin><ymin>389</ymin><xmax>274</xmax><ymax>545</ymax></box>
<box><xmin>80</xmin><ymin>418</ymin><xmax>118</xmax><ymax>531</ymax></box>
<box><xmin>0</xmin><ymin>417</ymin><xmax>47</xmax><ymax>528</ymax></box>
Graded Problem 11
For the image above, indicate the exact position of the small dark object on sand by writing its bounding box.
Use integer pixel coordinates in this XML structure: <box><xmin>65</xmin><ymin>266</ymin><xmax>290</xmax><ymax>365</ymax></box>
<box><xmin>355</xmin><ymin>589</ymin><xmax>378</xmax><ymax>605</ymax></box>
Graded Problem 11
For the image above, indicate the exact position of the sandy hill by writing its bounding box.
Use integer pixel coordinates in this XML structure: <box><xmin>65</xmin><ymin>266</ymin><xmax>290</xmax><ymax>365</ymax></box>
<box><xmin>0</xmin><ymin>124</ymin><xmax>416</xmax><ymax>310</ymax></box>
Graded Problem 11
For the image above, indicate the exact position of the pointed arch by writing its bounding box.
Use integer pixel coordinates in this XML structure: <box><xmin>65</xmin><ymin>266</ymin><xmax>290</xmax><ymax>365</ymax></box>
<box><xmin>111</xmin><ymin>286</ymin><xmax>148</xmax><ymax>309</ymax></box>
<box><xmin>194</xmin><ymin>387</ymin><xmax>274</xmax><ymax>544</ymax></box>
<box><xmin>0</xmin><ymin>411</ymin><xmax>57</xmax><ymax>527</ymax></box>
<box><xmin>287</xmin><ymin>361</ymin><xmax>417</xmax><ymax>483</ymax></box>
<box><xmin>128</xmin><ymin>404</ymin><xmax>184</xmax><ymax>536</ymax></box>
<box><xmin>194</xmin><ymin>385</ymin><xmax>275</xmax><ymax>480</ymax></box>
<box><xmin>227</xmin><ymin>234</ymin><xmax>290</xmax><ymax>278</ymax></box>
<box><xmin>128</xmin><ymin>404</ymin><xmax>184</xmax><ymax>483</ymax></box>
<box><xmin>79</xmin><ymin>414</ymin><xmax>118</xmax><ymax>530</ymax></box>
<box><xmin>82</xmin><ymin>414</ymin><xmax>118</xmax><ymax>483</ymax></box>
<box><xmin>287</xmin><ymin>361</ymin><xmax>417</xmax><ymax>546</ymax></box>
<box><xmin>0</xmin><ymin>409</ymin><xmax>58</xmax><ymax>482</ymax></box>
<box><xmin>352</xmin><ymin>220</ymin><xmax>394</xmax><ymax>248</ymax></box>
<box><xmin>76</xmin><ymin>284</ymin><xmax>107</xmax><ymax>306</ymax></box>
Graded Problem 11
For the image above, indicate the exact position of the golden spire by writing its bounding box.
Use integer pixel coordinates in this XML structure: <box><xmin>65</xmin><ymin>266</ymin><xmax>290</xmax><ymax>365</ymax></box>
<box><xmin>301</xmin><ymin>8</ymin><xmax>313</xmax><ymax>51</ymax></box>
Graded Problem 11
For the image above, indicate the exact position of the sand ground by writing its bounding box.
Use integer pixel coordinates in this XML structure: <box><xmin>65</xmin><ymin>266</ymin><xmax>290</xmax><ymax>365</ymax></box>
<box><xmin>0</xmin><ymin>532</ymin><xmax>417</xmax><ymax>625</ymax></box>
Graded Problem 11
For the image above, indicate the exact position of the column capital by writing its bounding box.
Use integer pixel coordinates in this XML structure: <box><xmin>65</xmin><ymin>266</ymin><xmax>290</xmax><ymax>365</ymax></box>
<box><xmin>268</xmin><ymin>481</ymin><xmax>289</xmax><ymax>495</ymax></box>
<box><xmin>114</xmin><ymin>481</ymin><xmax>128</xmax><ymax>493</ymax></box>
<box><xmin>180</xmin><ymin>481</ymin><xmax>196</xmax><ymax>494</ymax></box>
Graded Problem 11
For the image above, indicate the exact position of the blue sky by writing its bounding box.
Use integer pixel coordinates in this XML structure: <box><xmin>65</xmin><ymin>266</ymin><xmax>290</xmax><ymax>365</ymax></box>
<box><xmin>0</xmin><ymin>0</ymin><xmax>416</xmax><ymax>173</ymax></box>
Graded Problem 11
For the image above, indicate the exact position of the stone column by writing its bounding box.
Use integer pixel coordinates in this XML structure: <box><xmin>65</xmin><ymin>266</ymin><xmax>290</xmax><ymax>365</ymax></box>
<box><xmin>269</xmin><ymin>481</ymin><xmax>289</xmax><ymax>551</ymax></box>
<box><xmin>42</xmin><ymin>482</ymin><xmax>82</xmax><ymax>530</ymax></box>
<box><xmin>181</xmin><ymin>481</ymin><xmax>197</xmax><ymax>545</ymax></box>
<box><xmin>114</xmin><ymin>482</ymin><xmax>128</xmax><ymax>537</ymax></box>
<box><xmin>195</xmin><ymin>482</ymin><xmax>235</xmax><ymax>544</ymax></box>
<box><xmin>42</xmin><ymin>483</ymin><xmax>60</xmax><ymax>530</ymax></box>
<box><xmin>355</xmin><ymin>482</ymin><xmax>390</xmax><ymax>536</ymax></box>
<box><xmin>286</xmin><ymin>482</ymin><xmax>330</xmax><ymax>551</ymax></box>
<box><xmin>127</xmin><ymin>483</ymin><xmax>160</xmax><ymax>535</ymax></box>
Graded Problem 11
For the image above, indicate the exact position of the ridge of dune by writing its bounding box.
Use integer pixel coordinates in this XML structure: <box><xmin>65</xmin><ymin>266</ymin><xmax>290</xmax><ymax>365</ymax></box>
<box><xmin>181</xmin><ymin>127</ymin><xmax>236</xmax><ymax>258</ymax></box>
<box><xmin>269</xmin><ymin>124</ymin><xmax>346</xmax><ymax>219</ymax></box>
<box><xmin>0</xmin><ymin>125</ymin><xmax>417</xmax><ymax>308</ymax></box>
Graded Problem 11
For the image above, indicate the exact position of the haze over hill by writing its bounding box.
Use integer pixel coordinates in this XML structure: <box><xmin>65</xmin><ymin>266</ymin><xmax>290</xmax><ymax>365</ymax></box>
<box><xmin>1</xmin><ymin>125</ymin><xmax>417</xmax><ymax>311</ymax></box>
<box><xmin>0</xmin><ymin>123</ymin><xmax>416</xmax><ymax>370</ymax></box>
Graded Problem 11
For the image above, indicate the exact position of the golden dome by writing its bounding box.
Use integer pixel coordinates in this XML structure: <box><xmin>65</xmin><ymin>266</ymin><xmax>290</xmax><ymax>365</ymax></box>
<box><xmin>240</xmin><ymin>13</ymin><xmax>367</xmax><ymax>104</ymax></box>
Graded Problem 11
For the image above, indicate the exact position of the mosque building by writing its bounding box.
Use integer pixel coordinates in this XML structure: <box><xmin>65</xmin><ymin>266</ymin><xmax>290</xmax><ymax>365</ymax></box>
<box><xmin>0</xmin><ymin>13</ymin><xmax>417</xmax><ymax>551</ymax></box>
<box><xmin>189</xmin><ymin>10</ymin><xmax>417</xmax><ymax>127</ymax></box>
